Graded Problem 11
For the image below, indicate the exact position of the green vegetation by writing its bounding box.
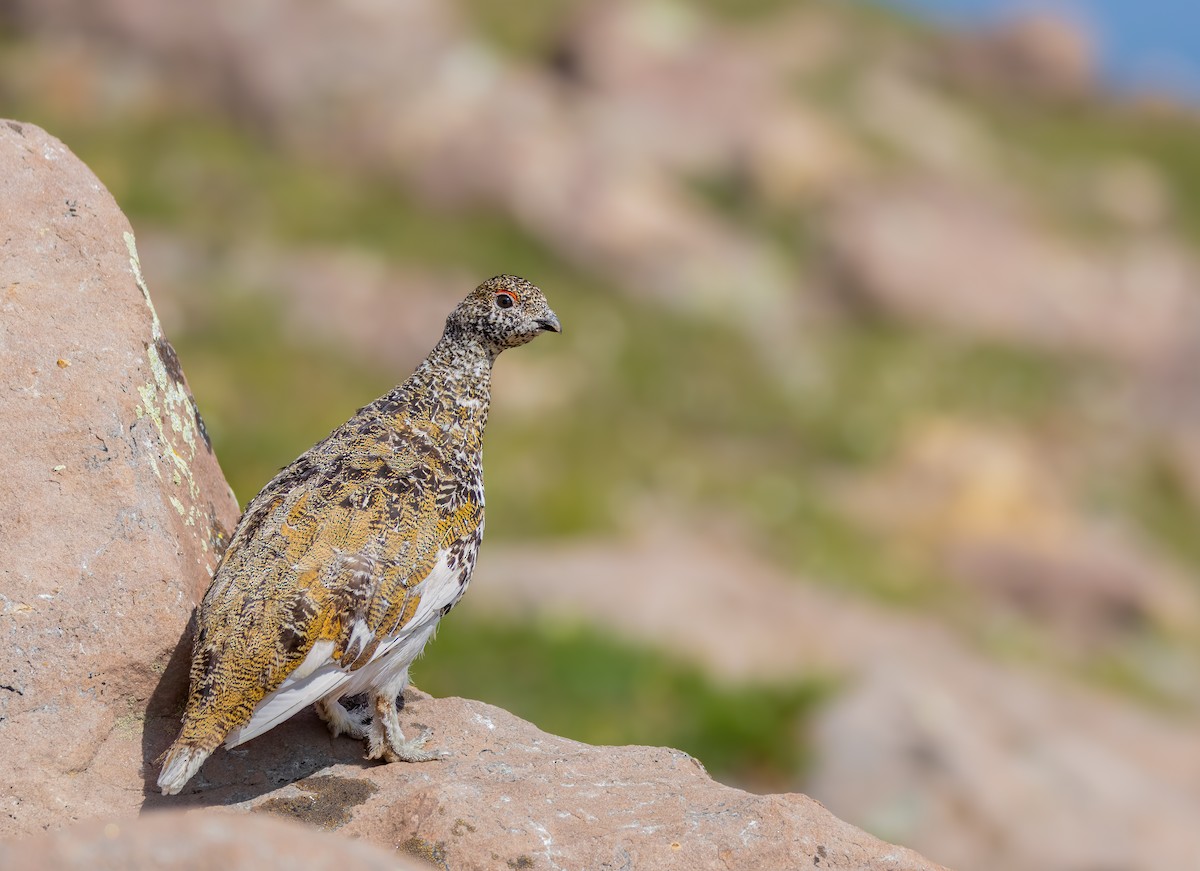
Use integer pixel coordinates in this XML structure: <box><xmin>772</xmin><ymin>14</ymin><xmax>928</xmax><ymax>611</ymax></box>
<box><xmin>457</xmin><ymin>0</ymin><xmax>815</xmax><ymax>57</ymax></box>
<box><xmin>802</xmin><ymin>325</ymin><xmax>1076</xmax><ymax>465</ymax></box>
<box><xmin>456</xmin><ymin>0</ymin><xmax>920</xmax><ymax>59</ymax></box>
<box><xmin>1101</xmin><ymin>455</ymin><xmax>1200</xmax><ymax>580</ymax></box>
<box><xmin>966</xmin><ymin>95</ymin><xmax>1200</xmax><ymax>242</ymax></box>
<box><xmin>456</xmin><ymin>0</ymin><xmax>578</xmax><ymax>55</ymax></box>
<box><xmin>170</xmin><ymin>289</ymin><xmax>396</xmax><ymax>503</ymax></box>
<box><xmin>415</xmin><ymin>615</ymin><xmax>831</xmax><ymax>789</ymax></box>
<box><xmin>919</xmin><ymin>8</ymin><xmax>1200</xmax><ymax>242</ymax></box>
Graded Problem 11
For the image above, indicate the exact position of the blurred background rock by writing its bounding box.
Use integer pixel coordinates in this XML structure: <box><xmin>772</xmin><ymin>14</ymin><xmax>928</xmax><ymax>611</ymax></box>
<box><xmin>3</xmin><ymin>0</ymin><xmax>1199</xmax><ymax>867</ymax></box>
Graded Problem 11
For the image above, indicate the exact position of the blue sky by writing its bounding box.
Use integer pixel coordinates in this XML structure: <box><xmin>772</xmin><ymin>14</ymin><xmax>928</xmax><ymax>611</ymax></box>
<box><xmin>872</xmin><ymin>0</ymin><xmax>1200</xmax><ymax>100</ymax></box>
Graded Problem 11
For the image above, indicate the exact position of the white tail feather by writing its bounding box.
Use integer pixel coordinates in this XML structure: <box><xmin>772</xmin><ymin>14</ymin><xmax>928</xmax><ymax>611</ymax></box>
<box><xmin>225</xmin><ymin>663</ymin><xmax>349</xmax><ymax>748</ymax></box>
<box><xmin>157</xmin><ymin>744</ymin><xmax>212</xmax><ymax>796</ymax></box>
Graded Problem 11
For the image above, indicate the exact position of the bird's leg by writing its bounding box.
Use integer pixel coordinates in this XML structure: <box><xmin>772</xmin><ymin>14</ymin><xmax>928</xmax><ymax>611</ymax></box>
<box><xmin>365</xmin><ymin>690</ymin><xmax>443</xmax><ymax>763</ymax></box>
<box><xmin>316</xmin><ymin>695</ymin><xmax>370</xmax><ymax>740</ymax></box>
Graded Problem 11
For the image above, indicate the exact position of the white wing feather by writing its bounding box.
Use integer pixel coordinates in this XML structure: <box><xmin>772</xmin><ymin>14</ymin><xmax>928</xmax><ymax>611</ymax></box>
<box><xmin>224</xmin><ymin>547</ymin><xmax>465</xmax><ymax>748</ymax></box>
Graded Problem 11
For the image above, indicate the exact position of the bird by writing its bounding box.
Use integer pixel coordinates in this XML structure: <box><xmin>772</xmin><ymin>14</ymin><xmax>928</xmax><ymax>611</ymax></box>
<box><xmin>157</xmin><ymin>275</ymin><xmax>560</xmax><ymax>796</ymax></box>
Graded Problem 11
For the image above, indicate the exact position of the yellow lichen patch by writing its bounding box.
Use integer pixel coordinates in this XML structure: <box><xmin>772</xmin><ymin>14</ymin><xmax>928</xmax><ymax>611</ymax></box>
<box><xmin>125</xmin><ymin>231</ymin><xmax>162</xmax><ymax>340</ymax></box>
<box><xmin>401</xmin><ymin>835</ymin><xmax>449</xmax><ymax>867</ymax></box>
<box><xmin>113</xmin><ymin>711</ymin><xmax>146</xmax><ymax>739</ymax></box>
<box><xmin>126</xmin><ymin>230</ymin><xmax>210</xmax><ymax>533</ymax></box>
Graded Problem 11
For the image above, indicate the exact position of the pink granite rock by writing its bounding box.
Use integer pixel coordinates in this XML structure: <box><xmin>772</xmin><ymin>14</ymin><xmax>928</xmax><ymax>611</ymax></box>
<box><xmin>150</xmin><ymin>691</ymin><xmax>943</xmax><ymax>871</ymax></box>
<box><xmin>824</xmin><ymin>180</ymin><xmax>1200</xmax><ymax>366</ymax></box>
<box><xmin>939</xmin><ymin>12</ymin><xmax>1096</xmax><ymax>101</ymax></box>
<box><xmin>0</xmin><ymin>810</ymin><xmax>425</xmax><ymax>871</ymax></box>
<box><xmin>0</xmin><ymin>119</ymin><xmax>240</xmax><ymax>837</ymax></box>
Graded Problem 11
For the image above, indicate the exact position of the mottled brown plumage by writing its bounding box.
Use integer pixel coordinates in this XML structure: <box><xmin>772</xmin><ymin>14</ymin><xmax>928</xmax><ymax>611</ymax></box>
<box><xmin>158</xmin><ymin>276</ymin><xmax>559</xmax><ymax>795</ymax></box>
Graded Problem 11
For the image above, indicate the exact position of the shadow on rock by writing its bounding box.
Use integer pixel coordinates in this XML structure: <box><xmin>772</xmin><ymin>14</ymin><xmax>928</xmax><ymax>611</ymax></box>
<box><xmin>139</xmin><ymin>611</ymin><xmax>195</xmax><ymax>800</ymax></box>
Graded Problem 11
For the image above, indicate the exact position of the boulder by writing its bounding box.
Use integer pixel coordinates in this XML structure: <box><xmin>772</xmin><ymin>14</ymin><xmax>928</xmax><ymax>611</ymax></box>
<box><xmin>823</xmin><ymin>180</ymin><xmax>1200</xmax><ymax>367</ymax></box>
<box><xmin>0</xmin><ymin>119</ymin><xmax>240</xmax><ymax>837</ymax></box>
<box><xmin>0</xmin><ymin>120</ymin><xmax>944</xmax><ymax>871</ymax></box>
<box><xmin>937</xmin><ymin>12</ymin><xmax>1096</xmax><ymax>102</ymax></box>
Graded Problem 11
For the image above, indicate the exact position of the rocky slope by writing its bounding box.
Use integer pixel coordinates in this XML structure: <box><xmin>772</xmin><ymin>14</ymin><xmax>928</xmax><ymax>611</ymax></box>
<box><xmin>0</xmin><ymin>120</ymin><xmax>943</xmax><ymax>871</ymax></box>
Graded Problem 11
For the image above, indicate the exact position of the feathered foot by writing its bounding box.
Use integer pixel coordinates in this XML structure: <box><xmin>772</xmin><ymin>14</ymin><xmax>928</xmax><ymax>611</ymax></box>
<box><xmin>365</xmin><ymin>690</ymin><xmax>446</xmax><ymax>763</ymax></box>
<box><xmin>316</xmin><ymin>695</ymin><xmax>371</xmax><ymax>740</ymax></box>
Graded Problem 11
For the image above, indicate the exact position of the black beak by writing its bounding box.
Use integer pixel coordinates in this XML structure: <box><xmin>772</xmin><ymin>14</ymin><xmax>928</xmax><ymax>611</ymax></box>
<box><xmin>535</xmin><ymin>311</ymin><xmax>562</xmax><ymax>333</ymax></box>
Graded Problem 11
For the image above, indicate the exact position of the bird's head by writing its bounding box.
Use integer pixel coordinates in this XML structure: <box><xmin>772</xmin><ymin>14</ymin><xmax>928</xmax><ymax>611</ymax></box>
<box><xmin>445</xmin><ymin>275</ymin><xmax>561</xmax><ymax>353</ymax></box>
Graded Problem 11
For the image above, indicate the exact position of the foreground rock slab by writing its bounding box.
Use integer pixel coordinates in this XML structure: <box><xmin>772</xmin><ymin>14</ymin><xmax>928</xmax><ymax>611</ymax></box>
<box><xmin>0</xmin><ymin>810</ymin><xmax>426</xmax><ymax>871</ymax></box>
<box><xmin>149</xmin><ymin>691</ymin><xmax>943</xmax><ymax>871</ymax></box>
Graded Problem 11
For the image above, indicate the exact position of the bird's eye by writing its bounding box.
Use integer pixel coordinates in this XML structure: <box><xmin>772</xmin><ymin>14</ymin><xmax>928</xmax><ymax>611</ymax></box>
<box><xmin>495</xmin><ymin>292</ymin><xmax>516</xmax><ymax>309</ymax></box>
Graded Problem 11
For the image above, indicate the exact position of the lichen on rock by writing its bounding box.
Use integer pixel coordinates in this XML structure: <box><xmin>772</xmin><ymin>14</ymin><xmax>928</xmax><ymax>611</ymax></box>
<box><xmin>126</xmin><ymin>229</ymin><xmax>224</xmax><ymax>548</ymax></box>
